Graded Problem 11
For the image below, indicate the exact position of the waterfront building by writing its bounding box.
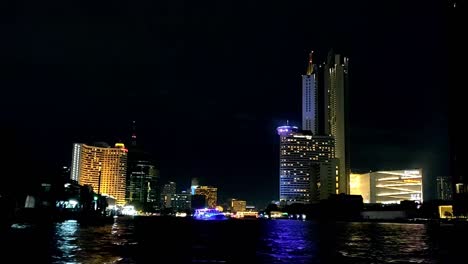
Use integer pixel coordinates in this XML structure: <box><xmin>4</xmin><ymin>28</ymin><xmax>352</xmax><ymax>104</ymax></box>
<box><xmin>173</xmin><ymin>190</ymin><xmax>191</xmax><ymax>212</ymax></box>
<box><xmin>323</xmin><ymin>51</ymin><xmax>350</xmax><ymax>194</ymax></box>
<box><xmin>279</xmin><ymin>50</ymin><xmax>350</xmax><ymax>204</ymax></box>
<box><xmin>231</xmin><ymin>199</ymin><xmax>246</xmax><ymax>213</ymax></box>
<box><xmin>278</xmin><ymin>126</ymin><xmax>337</xmax><ymax>203</ymax></box>
<box><xmin>195</xmin><ymin>186</ymin><xmax>217</xmax><ymax>208</ymax></box>
<box><xmin>126</xmin><ymin>121</ymin><xmax>160</xmax><ymax>210</ymax></box>
<box><xmin>350</xmin><ymin>169</ymin><xmax>423</xmax><ymax>204</ymax></box>
<box><xmin>70</xmin><ymin>142</ymin><xmax>128</xmax><ymax>205</ymax></box>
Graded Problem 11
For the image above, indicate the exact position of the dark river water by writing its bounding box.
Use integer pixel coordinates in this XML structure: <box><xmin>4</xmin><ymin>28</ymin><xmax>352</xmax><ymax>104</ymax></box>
<box><xmin>1</xmin><ymin>217</ymin><xmax>464</xmax><ymax>263</ymax></box>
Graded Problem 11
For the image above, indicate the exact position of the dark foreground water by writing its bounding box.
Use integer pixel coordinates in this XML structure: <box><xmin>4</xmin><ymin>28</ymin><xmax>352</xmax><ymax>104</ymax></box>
<box><xmin>1</xmin><ymin>217</ymin><xmax>465</xmax><ymax>263</ymax></box>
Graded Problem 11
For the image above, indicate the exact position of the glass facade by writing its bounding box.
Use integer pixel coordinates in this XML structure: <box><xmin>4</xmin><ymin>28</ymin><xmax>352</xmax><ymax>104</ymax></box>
<box><xmin>126</xmin><ymin>149</ymin><xmax>159</xmax><ymax>209</ymax></box>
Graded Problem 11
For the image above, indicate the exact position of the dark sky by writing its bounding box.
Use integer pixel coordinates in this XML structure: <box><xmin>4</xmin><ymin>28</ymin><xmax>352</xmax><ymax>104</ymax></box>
<box><xmin>1</xmin><ymin>0</ymin><xmax>447</xmax><ymax>207</ymax></box>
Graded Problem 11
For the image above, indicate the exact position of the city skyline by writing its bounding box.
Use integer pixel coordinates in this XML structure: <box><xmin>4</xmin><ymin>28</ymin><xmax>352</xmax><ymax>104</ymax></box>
<box><xmin>2</xmin><ymin>1</ymin><xmax>447</xmax><ymax>208</ymax></box>
<box><xmin>1</xmin><ymin>2</ymin><xmax>465</xmax><ymax>264</ymax></box>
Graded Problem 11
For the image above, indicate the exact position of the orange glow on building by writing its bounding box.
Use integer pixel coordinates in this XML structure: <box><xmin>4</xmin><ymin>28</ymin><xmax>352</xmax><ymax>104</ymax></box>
<box><xmin>350</xmin><ymin>173</ymin><xmax>370</xmax><ymax>203</ymax></box>
<box><xmin>231</xmin><ymin>199</ymin><xmax>247</xmax><ymax>213</ymax></box>
<box><xmin>195</xmin><ymin>186</ymin><xmax>217</xmax><ymax>208</ymax></box>
<box><xmin>71</xmin><ymin>143</ymin><xmax>128</xmax><ymax>205</ymax></box>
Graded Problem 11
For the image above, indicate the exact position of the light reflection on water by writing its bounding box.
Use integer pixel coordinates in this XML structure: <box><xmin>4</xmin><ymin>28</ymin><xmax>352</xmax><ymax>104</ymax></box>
<box><xmin>257</xmin><ymin>220</ymin><xmax>317</xmax><ymax>264</ymax></box>
<box><xmin>53</xmin><ymin>220</ymin><xmax>79</xmax><ymax>263</ymax></box>
<box><xmin>51</xmin><ymin>218</ymin><xmax>136</xmax><ymax>264</ymax></box>
<box><xmin>334</xmin><ymin>222</ymin><xmax>435</xmax><ymax>264</ymax></box>
<box><xmin>3</xmin><ymin>218</ymin><xmax>465</xmax><ymax>263</ymax></box>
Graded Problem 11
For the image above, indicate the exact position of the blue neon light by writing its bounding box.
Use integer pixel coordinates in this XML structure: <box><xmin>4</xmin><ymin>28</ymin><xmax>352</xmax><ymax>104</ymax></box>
<box><xmin>193</xmin><ymin>208</ymin><xmax>227</xmax><ymax>221</ymax></box>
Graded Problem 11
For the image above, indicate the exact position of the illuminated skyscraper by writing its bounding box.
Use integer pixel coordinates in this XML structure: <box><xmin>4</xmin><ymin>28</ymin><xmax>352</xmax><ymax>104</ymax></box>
<box><xmin>302</xmin><ymin>51</ymin><xmax>318</xmax><ymax>132</ymax></box>
<box><xmin>126</xmin><ymin>151</ymin><xmax>159</xmax><ymax>209</ymax></box>
<box><xmin>350</xmin><ymin>169</ymin><xmax>423</xmax><ymax>204</ymax></box>
<box><xmin>126</xmin><ymin>121</ymin><xmax>160</xmax><ymax>210</ymax></box>
<box><xmin>300</xmin><ymin>50</ymin><xmax>350</xmax><ymax>194</ymax></box>
<box><xmin>277</xmin><ymin>126</ymin><xmax>337</xmax><ymax>204</ymax></box>
<box><xmin>70</xmin><ymin>142</ymin><xmax>128</xmax><ymax>205</ymax></box>
<box><xmin>195</xmin><ymin>186</ymin><xmax>217</xmax><ymax>208</ymax></box>
<box><xmin>324</xmin><ymin>51</ymin><xmax>350</xmax><ymax>194</ymax></box>
<box><xmin>277</xmin><ymin>50</ymin><xmax>350</xmax><ymax>203</ymax></box>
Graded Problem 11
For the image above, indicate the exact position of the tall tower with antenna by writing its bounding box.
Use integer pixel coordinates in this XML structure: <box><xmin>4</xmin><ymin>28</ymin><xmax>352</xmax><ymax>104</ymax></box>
<box><xmin>131</xmin><ymin>120</ymin><xmax>137</xmax><ymax>147</ymax></box>
<box><xmin>302</xmin><ymin>51</ymin><xmax>318</xmax><ymax>133</ymax></box>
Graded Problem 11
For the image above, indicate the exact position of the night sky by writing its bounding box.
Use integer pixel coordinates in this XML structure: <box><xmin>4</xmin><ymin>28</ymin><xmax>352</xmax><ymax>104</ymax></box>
<box><xmin>1</xmin><ymin>0</ymin><xmax>447</xmax><ymax>207</ymax></box>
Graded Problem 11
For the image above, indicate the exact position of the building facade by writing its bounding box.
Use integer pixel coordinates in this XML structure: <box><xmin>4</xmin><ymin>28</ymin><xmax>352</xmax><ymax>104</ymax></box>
<box><xmin>195</xmin><ymin>186</ymin><xmax>217</xmax><ymax>208</ymax></box>
<box><xmin>299</xmin><ymin>51</ymin><xmax>350</xmax><ymax>195</ymax></box>
<box><xmin>70</xmin><ymin>142</ymin><xmax>128</xmax><ymax>205</ymax></box>
<box><xmin>126</xmin><ymin>150</ymin><xmax>159</xmax><ymax>209</ymax></box>
<box><xmin>324</xmin><ymin>51</ymin><xmax>350</xmax><ymax>194</ymax></box>
<box><xmin>311</xmin><ymin>159</ymin><xmax>339</xmax><ymax>201</ymax></box>
<box><xmin>231</xmin><ymin>199</ymin><xmax>247</xmax><ymax>213</ymax></box>
<box><xmin>173</xmin><ymin>191</ymin><xmax>191</xmax><ymax>212</ymax></box>
<box><xmin>436</xmin><ymin>176</ymin><xmax>453</xmax><ymax>201</ymax></box>
<box><xmin>350</xmin><ymin>172</ymin><xmax>371</xmax><ymax>203</ymax></box>
<box><xmin>161</xmin><ymin>182</ymin><xmax>176</xmax><ymax>208</ymax></box>
<box><xmin>278</xmin><ymin>126</ymin><xmax>336</xmax><ymax>204</ymax></box>
<box><xmin>302</xmin><ymin>51</ymin><xmax>318</xmax><ymax>132</ymax></box>
<box><xmin>350</xmin><ymin>169</ymin><xmax>423</xmax><ymax>204</ymax></box>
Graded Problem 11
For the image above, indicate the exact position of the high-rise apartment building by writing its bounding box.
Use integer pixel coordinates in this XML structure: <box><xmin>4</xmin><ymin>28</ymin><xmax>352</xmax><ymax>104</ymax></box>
<box><xmin>324</xmin><ymin>51</ymin><xmax>350</xmax><ymax>194</ymax></box>
<box><xmin>195</xmin><ymin>186</ymin><xmax>217</xmax><ymax>208</ymax></box>
<box><xmin>277</xmin><ymin>125</ymin><xmax>337</xmax><ymax>203</ymax></box>
<box><xmin>70</xmin><ymin>142</ymin><xmax>128</xmax><ymax>205</ymax></box>
<box><xmin>299</xmin><ymin>50</ymin><xmax>350</xmax><ymax>195</ymax></box>
<box><xmin>126</xmin><ymin>121</ymin><xmax>160</xmax><ymax>210</ymax></box>
<box><xmin>126</xmin><ymin>151</ymin><xmax>159</xmax><ymax>208</ymax></box>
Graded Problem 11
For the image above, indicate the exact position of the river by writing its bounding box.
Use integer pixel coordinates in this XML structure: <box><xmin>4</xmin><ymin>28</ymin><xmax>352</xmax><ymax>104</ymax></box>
<box><xmin>1</xmin><ymin>217</ymin><xmax>463</xmax><ymax>263</ymax></box>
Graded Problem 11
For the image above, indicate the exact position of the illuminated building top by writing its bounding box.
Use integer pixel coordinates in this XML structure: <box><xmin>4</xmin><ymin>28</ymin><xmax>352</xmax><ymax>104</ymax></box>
<box><xmin>306</xmin><ymin>50</ymin><xmax>314</xmax><ymax>75</ymax></box>
<box><xmin>302</xmin><ymin>51</ymin><xmax>317</xmax><ymax>133</ymax></box>
<box><xmin>276</xmin><ymin>125</ymin><xmax>299</xmax><ymax>137</ymax></box>
<box><xmin>231</xmin><ymin>199</ymin><xmax>247</xmax><ymax>213</ymax></box>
